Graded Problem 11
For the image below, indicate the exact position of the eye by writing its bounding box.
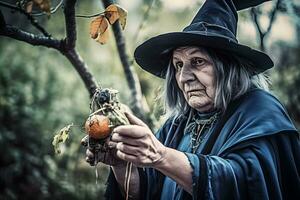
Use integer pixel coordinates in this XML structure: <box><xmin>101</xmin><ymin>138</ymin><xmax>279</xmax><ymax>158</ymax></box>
<box><xmin>191</xmin><ymin>57</ymin><xmax>205</xmax><ymax>66</ymax></box>
<box><xmin>174</xmin><ymin>61</ymin><xmax>183</xmax><ymax>70</ymax></box>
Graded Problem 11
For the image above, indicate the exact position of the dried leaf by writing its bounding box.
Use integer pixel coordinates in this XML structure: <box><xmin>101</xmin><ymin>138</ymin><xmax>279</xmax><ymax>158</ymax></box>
<box><xmin>52</xmin><ymin>124</ymin><xmax>73</xmax><ymax>154</ymax></box>
<box><xmin>90</xmin><ymin>15</ymin><xmax>110</xmax><ymax>44</ymax></box>
<box><xmin>26</xmin><ymin>1</ymin><xmax>33</xmax><ymax>14</ymax></box>
<box><xmin>105</xmin><ymin>4</ymin><xmax>127</xmax><ymax>30</ymax></box>
<box><xmin>33</xmin><ymin>0</ymin><xmax>51</xmax><ymax>15</ymax></box>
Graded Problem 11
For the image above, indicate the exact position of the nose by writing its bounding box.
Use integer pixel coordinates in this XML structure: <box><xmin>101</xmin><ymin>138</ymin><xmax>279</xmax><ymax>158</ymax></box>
<box><xmin>178</xmin><ymin>63</ymin><xmax>194</xmax><ymax>84</ymax></box>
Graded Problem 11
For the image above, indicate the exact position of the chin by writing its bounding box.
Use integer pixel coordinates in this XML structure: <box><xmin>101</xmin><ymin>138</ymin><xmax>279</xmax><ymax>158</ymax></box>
<box><xmin>188</xmin><ymin>96</ymin><xmax>214</xmax><ymax>112</ymax></box>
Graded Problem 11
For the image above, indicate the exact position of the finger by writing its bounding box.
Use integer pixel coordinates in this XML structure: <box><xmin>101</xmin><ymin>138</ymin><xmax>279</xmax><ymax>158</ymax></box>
<box><xmin>86</xmin><ymin>149</ymin><xmax>94</xmax><ymax>159</ymax></box>
<box><xmin>81</xmin><ymin>135</ymin><xmax>89</xmax><ymax>146</ymax></box>
<box><xmin>124</xmin><ymin>112</ymin><xmax>147</xmax><ymax>127</ymax></box>
<box><xmin>116</xmin><ymin>142</ymin><xmax>143</xmax><ymax>156</ymax></box>
<box><xmin>113</xmin><ymin>125</ymin><xmax>148</xmax><ymax>138</ymax></box>
<box><xmin>116</xmin><ymin>149</ymin><xmax>138</xmax><ymax>162</ymax></box>
<box><xmin>86</xmin><ymin>156</ymin><xmax>93</xmax><ymax>163</ymax></box>
<box><xmin>107</xmin><ymin>141</ymin><xmax>117</xmax><ymax>149</ymax></box>
<box><xmin>111</xmin><ymin>133</ymin><xmax>143</xmax><ymax>146</ymax></box>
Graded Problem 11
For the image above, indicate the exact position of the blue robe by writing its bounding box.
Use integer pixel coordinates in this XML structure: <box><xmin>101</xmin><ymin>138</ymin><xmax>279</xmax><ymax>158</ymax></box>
<box><xmin>105</xmin><ymin>89</ymin><xmax>300</xmax><ymax>200</ymax></box>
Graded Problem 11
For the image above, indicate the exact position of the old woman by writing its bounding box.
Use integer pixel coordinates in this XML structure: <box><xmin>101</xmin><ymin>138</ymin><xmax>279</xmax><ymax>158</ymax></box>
<box><xmin>84</xmin><ymin>0</ymin><xmax>300</xmax><ymax>199</ymax></box>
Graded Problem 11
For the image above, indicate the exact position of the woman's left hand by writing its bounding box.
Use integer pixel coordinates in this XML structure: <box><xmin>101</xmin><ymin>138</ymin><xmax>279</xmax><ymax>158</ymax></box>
<box><xmin>109</xmin><ymin>112</ymin><xmax>166</xmax><ymax>167</ymax></box>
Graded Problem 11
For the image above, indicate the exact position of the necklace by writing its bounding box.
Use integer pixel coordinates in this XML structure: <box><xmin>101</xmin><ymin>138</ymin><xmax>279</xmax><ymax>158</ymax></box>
<box><xmin>187</xmin><ymin>112</ymin><xmax>219</xmax><ymax>153</ymax></box>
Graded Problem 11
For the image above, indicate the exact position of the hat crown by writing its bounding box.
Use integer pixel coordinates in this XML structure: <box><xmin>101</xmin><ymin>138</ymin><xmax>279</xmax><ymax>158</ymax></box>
<box><xmin>183</xmin><ymin>0</ymin><xmax>238</xmax><ymax>40</ymax></box>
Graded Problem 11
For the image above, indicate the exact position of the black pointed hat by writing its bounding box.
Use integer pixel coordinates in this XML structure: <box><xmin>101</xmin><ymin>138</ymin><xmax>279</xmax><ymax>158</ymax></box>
<box><xmin>134</xmin><ymin>0</ymin><xmax>273</xmax><ymax>78</ymax></box>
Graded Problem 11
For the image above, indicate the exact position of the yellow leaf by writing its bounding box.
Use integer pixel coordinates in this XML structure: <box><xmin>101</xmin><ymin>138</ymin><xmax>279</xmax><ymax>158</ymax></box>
<box><xmin>105</xmin><ymin>4</ymin><xmax>127</xmax><ymax>30</ymax></box>
<box><xmin>33</xmin><ymin>0</ymin><xmax>51</xmax><ymax>15</ymax></box>
<box><xmin>26</xmin><ymin>1</ymin><xmax>33</xmax><ymax>14</ymax></box>
<box><xmin>52</xmin><ymin>124</ymin><xmax>73</xmax><ymax>155</ymax></box>
<box><xmin>90</xmin><ymin>15</ymin><xmax>110</xmax><ymax>44</ymax></box>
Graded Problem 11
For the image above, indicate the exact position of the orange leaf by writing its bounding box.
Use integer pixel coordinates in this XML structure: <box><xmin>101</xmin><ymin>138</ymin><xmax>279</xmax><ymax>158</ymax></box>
<box><xmin>105</xmin><ymin>4</ymin><xmax>127</xmax><ymax>30</ymax></box>
<box><xmin>90</xmin><ymin>15</ymin><xmax>110</xmax><ymax>44</ymax></box>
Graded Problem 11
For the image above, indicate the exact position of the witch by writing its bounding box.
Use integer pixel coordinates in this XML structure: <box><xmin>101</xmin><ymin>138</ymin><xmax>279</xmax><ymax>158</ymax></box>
<box><xmin>83</xmin><ymin>0</ymin><xmax>300</xmax><ymax>199</ymax></box>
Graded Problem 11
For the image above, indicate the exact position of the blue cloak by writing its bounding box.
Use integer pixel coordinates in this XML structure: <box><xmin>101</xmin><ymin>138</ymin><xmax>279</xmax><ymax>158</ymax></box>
<box><xmin>105</xmin><ymin>89</ymin><xmax>300</xmax><ymax>200</ymax></box>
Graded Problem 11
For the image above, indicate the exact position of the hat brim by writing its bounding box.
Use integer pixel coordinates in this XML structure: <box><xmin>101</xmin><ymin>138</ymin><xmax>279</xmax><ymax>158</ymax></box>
<box><xmin>134</xmin><ymin>32</ymin><xmax>274</xmax><ymax>78</ymax></box>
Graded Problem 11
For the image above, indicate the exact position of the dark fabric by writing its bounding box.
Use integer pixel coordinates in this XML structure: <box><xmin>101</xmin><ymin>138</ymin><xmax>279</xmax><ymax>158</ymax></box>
<box><xmin>104</xmin><ymin>89</ymin><xmax>300</xmax><ymax>200</ymax></box>
<box><xmin>134</xmin><ymin>0</ymin><xmax>273</xmax><ymax>78</ymax></box>
<box><xmin>233</xmin><ymin>0</ymin><xmax>272</xmax><ymax>10</ymax></box>
<box><xmin>104</xmin><ymin>169</ymin><xmax>124</xmax><ymax>200</ymax></box>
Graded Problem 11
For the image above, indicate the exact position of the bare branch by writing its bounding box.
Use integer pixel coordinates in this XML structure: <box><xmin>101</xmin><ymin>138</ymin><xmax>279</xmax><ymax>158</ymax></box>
<box><xmin>266</xmin><ymin>0</ymin><xmax>280</xmax><ymax>34</ymax></box>
<box><xmin>76</xmin><ymin>11</ymin><xmax>105</xmax><ymax>18</ymax></box>
<box><xmin>63</xmin><ymin>49</ymin><xmax>98</xmax><ymax>96</ymax></box>
<box><xmin>0</xmin><ymin>25</ymin><xmax>61</xmax><ymax>49</ymax></box>
<box><xmin>102</xmin><ymin>0</ymin><xmax>147</xmax><ymax>119</ymax></box>
<box><xmin>133</xmin><ymin>0</ymin><xmax>156</xmax><ymax>45</ymax></box>
<box><xmin>0</xmin><ymin>1</ymin><xmax>97</xmax><ymax>96</ymax></box>
<box><xmin>63</xmin><ymin>0</ymin><xmax>76</xmax><ymax>50</ymax></box>
<box><xmin>0</xmin><ymin>1</ymin><xmax>51</xmax><ymax>37</ymax></box>
<box><xmin>250</xmin><ymin>7</ymin><xmax>265</xmax><ymax>50</ymax></box>
<box><xmin>250</xmin><ymin>0</ymin><xmax>280</xmax><ymax>51</ymax></box>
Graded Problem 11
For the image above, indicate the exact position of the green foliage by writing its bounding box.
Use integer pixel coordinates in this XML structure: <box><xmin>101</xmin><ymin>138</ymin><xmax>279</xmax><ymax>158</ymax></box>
<box><xmin>0</xmin><ymin>41</ymin><xmax>108</xmax><ymax>199</ymax></box>
<box><xmin>271</xmin><ymin>41</ymin><xmax>300</xmax><ymax>128</ymax></box>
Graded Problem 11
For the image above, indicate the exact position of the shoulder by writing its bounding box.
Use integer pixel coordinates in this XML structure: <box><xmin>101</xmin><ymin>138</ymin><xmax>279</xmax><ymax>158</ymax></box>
<box><xmin>218</xmin><ymin>89</ymin><xmax>298</xmax><ymax>153</ymax></box>
<box><xmin>234</xmin><ymin>88</ymin><xmax>295</xmax><ymax>126</ymax></box>
<box><xmin>239</xmin><ymin>88</ymin><xmax>285</xmax><ymax>112</ymax></box>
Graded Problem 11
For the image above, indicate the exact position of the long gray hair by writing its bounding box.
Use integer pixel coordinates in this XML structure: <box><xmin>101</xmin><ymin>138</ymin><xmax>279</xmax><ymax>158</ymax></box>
<box><xmin>162</xmin><ymin>47</ymin><xmax>270</xmax><ymax>119</ymax></box>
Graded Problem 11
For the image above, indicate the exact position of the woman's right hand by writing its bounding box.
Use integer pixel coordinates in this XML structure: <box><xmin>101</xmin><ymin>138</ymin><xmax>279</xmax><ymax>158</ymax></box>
<box><xmin>81</xmin><ymin>135</ymin><xmax>126</xmax><ymax>167</ymax></box>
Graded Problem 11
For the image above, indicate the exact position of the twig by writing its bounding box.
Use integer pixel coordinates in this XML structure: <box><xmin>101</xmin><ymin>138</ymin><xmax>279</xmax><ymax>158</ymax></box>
<box><xmin>76</xmin><ymin>11</ymin><xmax>105</xmax><ymax>18</ymax></box>
<box><xmin>133</xmin><ymin>0</ymin><xmax>156</xmax><ymax>45</ymax></box>
<box><xmin>250</xmin><ymin>0</ymin><xmax>280</xmax><ymax>51</ymax></box>
<box><xmin>0</xmin><ymin>1</ymin><xmax>51</xmax><ymax>37</ymax></box>
<box><xmin>31</xmin><ymin>0</ymin><xmax>64</xmax><ymax>16</ymax></box>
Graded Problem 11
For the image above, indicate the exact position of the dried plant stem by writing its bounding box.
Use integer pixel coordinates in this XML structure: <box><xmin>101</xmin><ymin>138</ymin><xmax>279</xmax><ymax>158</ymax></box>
<box><xmin>124</xmin><ymin>162</ymin><xmax>133</xmax><ymax>200</ymax></box>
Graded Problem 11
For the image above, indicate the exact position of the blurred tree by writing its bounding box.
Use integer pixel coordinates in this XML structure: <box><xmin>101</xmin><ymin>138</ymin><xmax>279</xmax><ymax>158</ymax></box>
<box><xmin>249</xmin><ymin>0</ymin><xmax>300</xmax><ymax>127</ymax></box>
<box><xmin>0</xmin><ymin>0</ymin><xmax>149</xmax><ymax>122</ymax></box>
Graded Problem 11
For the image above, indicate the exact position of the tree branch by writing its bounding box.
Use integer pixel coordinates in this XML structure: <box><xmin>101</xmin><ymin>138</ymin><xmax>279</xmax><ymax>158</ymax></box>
<box><xmin>0</xmin><ymin>1</ymin><xmax>51</xmax><ymax>37</ymax></box>
<box><xmin>250</xmin><ymin>0</ymin><xmax>280</xmax><ymax>51</ymax></box>
<box><xmin>59</xmin><ymin>0</ymin><xmax>98</xmax><ymax>96</ymax></box>
<box><xmin>101</xmin><ymin>0</ymin><xmax>146</xmax><ymax>119</ymax></box>
<box><xmin>250</xmin><ymin>7</ymin><xmax>265</xmax><ymax>50</ymax></box>
<box><xmin>0</xmin><ymin>4</ymin><xmax>98</xmax><ymax>97</ymax></box>
<box><xmin>63</xmin><ymin>0</ymin><xmax>76</xmax><ymax>50</ymax></box>
<box><xmin>266</xmin><ymin>0</ymin><xmax>280</xmax><ymax>34</ymax></box>
<box><xmin>63</xmin><ymin>49</ymin><xmax>98</xmax><ymax>95</ymax></box>
<box><xmin>0</xmin><ymin>24</ymin><xmax>61</xmax><ymax>49</ymax></box>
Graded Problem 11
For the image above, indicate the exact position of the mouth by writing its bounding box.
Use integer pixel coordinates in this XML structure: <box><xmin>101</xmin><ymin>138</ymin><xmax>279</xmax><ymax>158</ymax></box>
<box><xmin>187</xmin><ymin>89</ymin><xmax>204</xmax><ymax>97</ymax></box>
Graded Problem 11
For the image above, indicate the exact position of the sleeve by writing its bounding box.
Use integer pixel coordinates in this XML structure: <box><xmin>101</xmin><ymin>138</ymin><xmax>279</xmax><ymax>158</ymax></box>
<box><xmin>184</xmin><ymin>134</ymin><xmax>299</xmax><ymax>200</ymax></box>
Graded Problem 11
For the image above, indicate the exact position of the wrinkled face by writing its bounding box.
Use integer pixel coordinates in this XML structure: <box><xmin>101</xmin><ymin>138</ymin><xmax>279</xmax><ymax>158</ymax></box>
<box><xmin>172</xmin><ymin>46</ymin><xmax>216</xmax><ymax>112</ymax></box>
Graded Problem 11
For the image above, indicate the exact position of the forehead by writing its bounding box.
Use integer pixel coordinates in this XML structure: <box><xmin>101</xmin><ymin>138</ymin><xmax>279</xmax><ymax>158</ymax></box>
<box><xmin>172</xmin><ymin>46</ymin><xmax>207</xmax><ymax>58</ymax></box>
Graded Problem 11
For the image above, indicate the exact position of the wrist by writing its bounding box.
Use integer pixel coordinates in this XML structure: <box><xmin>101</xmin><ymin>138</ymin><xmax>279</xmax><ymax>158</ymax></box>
<box><xmin>152</xmin><ymin>146</ymin><xmax>170</xmax><ymax>170</ymax></box>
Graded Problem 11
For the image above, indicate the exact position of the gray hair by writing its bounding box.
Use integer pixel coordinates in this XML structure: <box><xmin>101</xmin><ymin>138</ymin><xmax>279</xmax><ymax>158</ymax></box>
<box><xmin>162</xmin><ymin>47</ymin><xmax>270</xmax><ymax>119</ymax></box>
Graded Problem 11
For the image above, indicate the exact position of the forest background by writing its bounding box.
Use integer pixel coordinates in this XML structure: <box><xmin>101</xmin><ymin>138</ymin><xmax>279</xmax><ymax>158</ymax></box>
<box><xmin>0</xmin><ymin>0</ymin><xmax>299</xmax><ymax>199</ymax></box>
